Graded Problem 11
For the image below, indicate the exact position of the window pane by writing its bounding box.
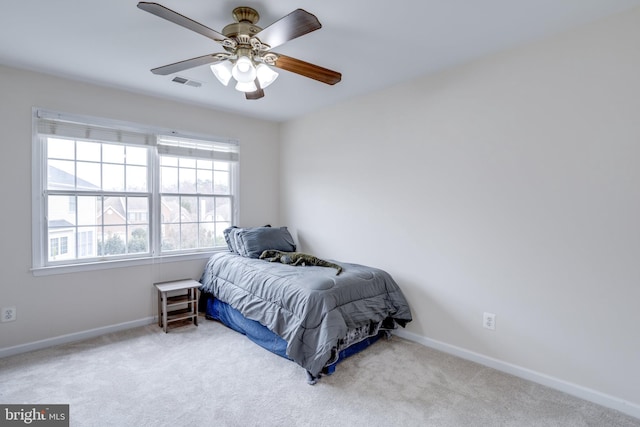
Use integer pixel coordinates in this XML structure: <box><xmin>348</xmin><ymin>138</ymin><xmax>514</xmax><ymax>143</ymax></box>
<box><xmin>161</xmin><ymin>196</ymin><xmax>180</xmax><ymax>223</ymax></box>
<box><xmin>179</xmin><ymin>167</ymin><xmax>196</xmax><ymax>193</ymax></box>
<box><xmin>215</xmin><ymin>222</ymin><xmax>229</xmax><ymax>246</ymax></box>
<box><xmin>214</xmin><ymin>170</ymin><xmax>230</xmax><ymax>194</ymax></box>
<box><xmin>51</xmin><ymin>235</ymin><xmax>70</xmax><ymax>259</ymax></box>
<box><xmin>48</xmin><ymin>160</ymin><xmax>76</xmax><ymax>190</ymax></box>
<box><xmin>213</xmin><ymin>161</ymin><xmax>229</xmax><ymax>171</ymax></box>
<box><xmin>76</xmin><ymin>161</ymin><xmax>101</xmax><ymax>190</ymax></box>
<box><xmin>103</xmin><ymin>144</ymin><xmax>125</xmax><ymax>164</ymax></box>
<box><xmin>99</xmin><ymin>227</ymin><xmax>126</xmax><ymax>256</ymax></box>
<box><xmin>199</xmin><ymin>197</ymin><xmax>215</xmax><ymax>222</ymax></box>
<box><xmin>48</xmin><ymin>195</ymin><xmax>76</xmax><ymax>226</ymax></box>
<box><xmin>180</xmin><ymin>223</ymin><xmax>197</xmax><ymax>249</ymax></box>
<box><xmin>216</xmin><ymin>198</ymin><xmax>231</xmax><ymax>222</ymax></box>
<box><xmin>179</xmin><ymin>158</ymin><xmax>196</xmax><ymax>168</ymax></box>
<box><xmin>48</xmin><ymin>138</ymin><xmax>75</xmax><ymax>160</ymax></box>
<box><xmin>77</xmin><ymin>141</ymin><xmax>101</xmax><ymax>162</ymax></box>
<box><xmin>102</xmin><ymin>197</ymin><xmax>126</xmax><ymax>225</ymax></box>
<box><xmin>103</xmin><ymin>164</ymin><xmax>125</xmax><ymax>191</ymax></box>
<box><xmin>197</xmin><ymin>169</ymin><xmax>213</xmax><ymax>194</ymax></box>
<box><xmin>48</xmin><ymin>230</ymin><xmax>74</xmax><ymax>262</ymax></box>
<box><xmin>126</xmin><ymin>146</ymin><xmax>147</xmax><ymax>166</ymax></box>
<box><xmin>127</xmin><ymin>196</ymin><xmax>149</xmax><ymax>224</ymax></box>
<box><xmin>77</xmin><ymin>196</ymin><xmax>100</xmax><ymax>225</ymax></box>
<box><xmin>126</xmin><ymin>165</ymin><xmax>148</xmax><ymax>192</ymax></box>
<box><xmin>197</xmin><ymin>159</ymin><xmax>212</xmax><ymax>169</ymax></box>
<box><xmin>199</xmin><ymin>223</ymin><xmax>215</xmax><ymax>248</ymax></box>
<box><xmin>160</xmin><ymin>156</ymin><xmax>178</xmax><ymax>167</ymax></box>
<box><xmin>160</xmin><ymin>166</ymin><xmax>178</xmax><ymax>192</ymax></box>
<box><xmin>161</xmin><ymin>223</ymin><xmax>179</xmax><ymax>251</ymax></box>
<box><xmin>181</xmin><ymin>196</ymin><xmax>197</xmax><ymax>220</ymax></box>
<box><xmin>128</xmin><ymin>226</ymin><xmax>149</xmax><ymax>254</ymax></box>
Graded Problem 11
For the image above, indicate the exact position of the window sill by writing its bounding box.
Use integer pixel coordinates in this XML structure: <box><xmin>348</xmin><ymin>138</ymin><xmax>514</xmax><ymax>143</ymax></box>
<box><xmin>31</xmin><ymin>250</ymin><xmax>224</xmax><ymax>277</ymax></box>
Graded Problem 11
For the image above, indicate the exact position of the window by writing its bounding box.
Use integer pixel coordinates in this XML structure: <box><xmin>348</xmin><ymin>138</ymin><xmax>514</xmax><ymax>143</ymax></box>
<box><xmin>157</xmin><ymin>136</ymin><xmax>234</xmax><ymax>252</ymax></box>
<box><xmin>50</xmin><ymin>237</ymin><xmax>68</xmax><ymax>258</ymax></box>
<box><xmin>32</xmin><ymin>109</ymin><xmax>239</xmax><ymax>272</ymax></box>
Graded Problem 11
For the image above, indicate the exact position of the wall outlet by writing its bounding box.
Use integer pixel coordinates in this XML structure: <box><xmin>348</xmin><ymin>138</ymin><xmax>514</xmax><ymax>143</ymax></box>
<box><xmin>483</xmin><ymin>312</ymin><xmax>496</xmax><ymax>330</ymax></box>
<box><xmin>1</xmin><ymin>307</ymin><xmax>17</xmax><ymax>322</ymax></box>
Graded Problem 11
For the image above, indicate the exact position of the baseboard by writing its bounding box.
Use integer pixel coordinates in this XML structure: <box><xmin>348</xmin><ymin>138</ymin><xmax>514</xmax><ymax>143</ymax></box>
<box><xmin>393</xmin><ymin>329</ymin><xmax>640</xmax><ymax>420</ymax></box>
<box><xmin>0</xmin><ymin>316</ymin><xmax>157</xmax><ymax>359</ymax></box>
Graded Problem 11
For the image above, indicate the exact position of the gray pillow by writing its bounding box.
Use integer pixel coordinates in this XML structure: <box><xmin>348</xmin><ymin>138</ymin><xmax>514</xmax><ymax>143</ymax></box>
<box><xmin>237</xmin><ymin>226</ymin><xmax>296</xmax><ymax>258</ymax></box>
<box><xmin>223</xmin><ymin>225</ymin><xmax>272</xmax><ymax>254</ymax></box>
<box><xmin>223</xmin><ymin>226</ymin><xmax>239</xmax><ymax>253</ymax></box>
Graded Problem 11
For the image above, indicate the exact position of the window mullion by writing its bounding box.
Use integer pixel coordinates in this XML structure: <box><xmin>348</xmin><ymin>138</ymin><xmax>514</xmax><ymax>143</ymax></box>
<box><xmin>150</xmin><ymin>139</ymin><xmax>161</xmax><ymax>257</ymax></box>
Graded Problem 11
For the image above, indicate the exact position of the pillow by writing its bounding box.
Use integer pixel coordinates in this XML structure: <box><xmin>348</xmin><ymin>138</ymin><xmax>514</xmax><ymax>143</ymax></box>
<box><xmin>223</xmin><ymin>225</ymin><xmax>272</xmax><ymax>254</ymax></box>
<box><xmin>223</xmin><ymin>226</ymin><xmax>239</xmax><ymax>253</ymax></box>
<box><xmin>236</xmin><ymin>226</ymin><xmax>296</xmax><ymax>258</ymax></box>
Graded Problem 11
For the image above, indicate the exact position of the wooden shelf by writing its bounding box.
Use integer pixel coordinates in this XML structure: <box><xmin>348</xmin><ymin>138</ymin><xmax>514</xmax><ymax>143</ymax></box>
<box><xmin>155</xmin><ymin>279</ymin><xmax>200</xmax><ymax>333</ymax></box>
<box><xmin>167</xmin><ymin>294</ymin><xmax>197</xmax><ymax>306</ymax></box>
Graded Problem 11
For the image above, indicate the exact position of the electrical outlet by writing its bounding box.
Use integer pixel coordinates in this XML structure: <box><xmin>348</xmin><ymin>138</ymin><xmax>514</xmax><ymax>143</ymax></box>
<box><xmin>1</xmin><ymin>307</ymin><xmax>17</xmax><ymax>322</ymax></box>
<box><xmin>483</xmin><ymin>312</ymin><xmax>496</xmax><ymax>330</ymax></box>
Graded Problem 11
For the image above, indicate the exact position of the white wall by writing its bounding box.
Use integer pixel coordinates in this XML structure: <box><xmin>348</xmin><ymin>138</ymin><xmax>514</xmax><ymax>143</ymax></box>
<box><xmin>0</xmin><ymin>65</ymin><xmax>280</xmax><ymax>349</ymax></box>
<box><xmin>280</xmin><ymin>8</ymin><xmax>640</xmax><ymax>414</ymax></box>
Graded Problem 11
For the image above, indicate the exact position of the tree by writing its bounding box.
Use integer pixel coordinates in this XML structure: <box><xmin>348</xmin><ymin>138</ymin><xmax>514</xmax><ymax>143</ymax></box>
<box><xmin>128</xmin><ymin>228</ymin><xmax>148</xmax><ymax>253</ymax></box>
<box><xmin>98</xmin><ymin>233</ymin><xmax>125</xmax><ymax>256</ymax></box>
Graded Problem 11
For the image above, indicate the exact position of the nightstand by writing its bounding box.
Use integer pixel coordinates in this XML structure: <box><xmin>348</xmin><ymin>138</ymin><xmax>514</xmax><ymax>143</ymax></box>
<box><xmin>154</xmin><ymin>279</ymin><xmax>200</xmax><ymax>333</ymax></box>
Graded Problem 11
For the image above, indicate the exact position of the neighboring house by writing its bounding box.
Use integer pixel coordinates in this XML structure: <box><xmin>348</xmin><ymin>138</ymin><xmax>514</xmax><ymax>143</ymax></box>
<box><xmin>47</xmin><ymin>166</ymin><xmax>98</xmax><ymax>262</ymax></box>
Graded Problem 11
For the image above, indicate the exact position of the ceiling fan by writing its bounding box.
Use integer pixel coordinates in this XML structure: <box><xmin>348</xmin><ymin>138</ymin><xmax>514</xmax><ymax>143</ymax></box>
<box><xmin>137</xmin><ymin>2</ymin><xmax>342</xmax><ymax>100</ymax></box>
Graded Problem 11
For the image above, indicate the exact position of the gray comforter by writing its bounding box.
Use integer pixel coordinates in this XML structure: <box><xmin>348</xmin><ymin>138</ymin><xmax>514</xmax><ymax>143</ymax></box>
<box><xmin>199</xmin><ymin>252</ymin><xmax>412</xmax><ymax>377</ymax></box>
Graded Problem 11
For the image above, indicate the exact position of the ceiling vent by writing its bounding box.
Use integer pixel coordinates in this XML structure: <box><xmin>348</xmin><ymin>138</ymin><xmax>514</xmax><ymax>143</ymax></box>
<box><xmin>171</xmin><ymin>76</ymin><xmax>202</xmax><ymax>87</ymax></box>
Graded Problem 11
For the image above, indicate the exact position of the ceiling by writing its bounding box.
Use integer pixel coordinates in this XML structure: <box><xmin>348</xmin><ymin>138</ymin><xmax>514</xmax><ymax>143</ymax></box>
<box><xmin>2</xmin><ymin>1</ymin><xmax>640</xmax><ymax>122</ymax></box>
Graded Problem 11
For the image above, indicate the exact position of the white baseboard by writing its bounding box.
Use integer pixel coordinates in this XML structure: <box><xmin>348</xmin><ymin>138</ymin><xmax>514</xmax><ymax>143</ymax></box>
<box><xmin>393</xmin><ymin>329</ymin><xmax>640</xmax><ymax>420</ymax></box>
<box><xmin>0</xmin><ymin>316</ymin><xmax>156</xmax><ymax>359</ymax></box>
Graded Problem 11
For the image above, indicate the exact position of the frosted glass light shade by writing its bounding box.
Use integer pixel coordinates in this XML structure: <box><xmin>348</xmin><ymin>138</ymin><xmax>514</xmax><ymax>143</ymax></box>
<box><xmin>235</xmin><ymin>80</ymin><xmax>258</xmax><ymax>92</ymax></box>
<box><xmin>256</xmin><ymin>64</ymin><xmax>279</xmax><ymax>89</ymax></box>
<box><xmin>232</xmin><ymin>56</ymin><xmax>256</xmax><ymax>83</ymax></box>
<box><xmin>210</xmin><ymin>61</ymin><xmax>233</xmax><ymax>86</ymax></box>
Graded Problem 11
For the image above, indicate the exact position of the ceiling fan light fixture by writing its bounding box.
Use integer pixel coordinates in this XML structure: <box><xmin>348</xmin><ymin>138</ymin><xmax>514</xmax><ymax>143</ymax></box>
<box><xmin>256</xmin><ymin>63</ymin><xmax>279</xmax><ymax>89</ymax></box>
<box><xmin>210</xmin><ymin>61</ymin><xmax>233</xmax><ymax>86</ymax></box>
<box><xmin>232</xmin><ymin>56</ymin><xmax>257</xmax><ymax>83</ymax></box>
<box><xmin>139</xmin><ymin>3</ymin><xmax>341</xmax><ymax>99</ymax></box>
<box><xmin>235</xmin><ymin>80</ymin><xmax>258</xmax><ymax>93</ymax></box>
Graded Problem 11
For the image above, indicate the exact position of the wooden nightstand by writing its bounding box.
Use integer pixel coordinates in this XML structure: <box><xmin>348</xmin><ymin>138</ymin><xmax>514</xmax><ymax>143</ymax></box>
<box><xmin>155</xmin><ymin>279</ymin><xmax>200</xmax><ymax>333</ymax></box>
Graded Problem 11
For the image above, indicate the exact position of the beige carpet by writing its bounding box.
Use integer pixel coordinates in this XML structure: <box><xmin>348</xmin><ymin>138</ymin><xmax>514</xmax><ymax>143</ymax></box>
<box><xmin>1</xmin><ymin>317</ymin><xmax>638</xmax><ymax>427</ymax></box>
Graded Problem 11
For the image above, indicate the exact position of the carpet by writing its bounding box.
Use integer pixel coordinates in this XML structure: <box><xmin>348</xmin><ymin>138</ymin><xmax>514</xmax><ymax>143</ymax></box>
<box><xmin>1</xmin><ymin>318</ymin><xmax>638</xmax><ymax>427</ymax></box>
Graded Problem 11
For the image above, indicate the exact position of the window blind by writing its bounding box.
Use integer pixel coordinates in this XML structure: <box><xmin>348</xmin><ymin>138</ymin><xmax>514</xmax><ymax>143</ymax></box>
<box><xmin>36</xmin><ymin>110</ymin><xmax>154</xmax><ymax>146</ymax></box>
<box><xmin>35</xmin><ymin>109</ymin><xmax>239</xmax><ymax>160</ymax></box>
<box><xmin>157</xmin><ymin>135</ymin><xmax>239</xmax><ymax>162</ymax></box>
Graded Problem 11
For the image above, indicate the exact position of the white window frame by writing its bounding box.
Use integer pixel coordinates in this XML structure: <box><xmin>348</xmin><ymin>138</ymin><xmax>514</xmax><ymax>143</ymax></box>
<box><xmin>31</xmin><ymin>108</ymin><xmax>239</xmax><ymax>276</ymax></box>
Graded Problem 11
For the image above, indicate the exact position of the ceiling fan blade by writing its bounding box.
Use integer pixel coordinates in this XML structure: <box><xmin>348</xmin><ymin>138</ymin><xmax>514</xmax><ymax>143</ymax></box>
<box><xmin>271</xmin><ymin>54</ymin><xmax>342</xmax><ymax>85</ymax></box>
<box><xmin>151</xmin><ymin>54</ymin><xmax>228</xmax><ymax>75</ymax></box>
<box><xmin>137</xmin><ymin>2</ymin><xmax>228</xmax><ymax>44</ymax></box>
<box><xmin>255</xmin><ymin>9</ymin><xmax>322</xmax><ymax>49</ymax></box>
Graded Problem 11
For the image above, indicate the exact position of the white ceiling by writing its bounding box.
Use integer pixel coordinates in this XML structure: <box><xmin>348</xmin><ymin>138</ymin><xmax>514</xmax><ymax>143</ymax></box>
<box><xmin>2</xmin><ymin>0</ymin><xmax>640</xmax><ymax>122</ymax></box>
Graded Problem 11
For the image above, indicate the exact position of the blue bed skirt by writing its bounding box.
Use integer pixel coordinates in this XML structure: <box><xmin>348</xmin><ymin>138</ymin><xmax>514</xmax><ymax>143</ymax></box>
<box><xmin>205</xmin><ymin>296</ymin><xmax>290</xmax><ymax>359</ymax></box>
<box><xmin>203</xmin><ymin>295</ymin><xmax>383</xmax><ymax>378</ymax></box>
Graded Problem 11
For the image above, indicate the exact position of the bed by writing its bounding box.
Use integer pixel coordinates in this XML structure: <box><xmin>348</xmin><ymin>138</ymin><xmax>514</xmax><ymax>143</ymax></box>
<box><xmin>198</xmin><ymin>226</ymin><xmax>412</xmax><ymax>383</ymax></box>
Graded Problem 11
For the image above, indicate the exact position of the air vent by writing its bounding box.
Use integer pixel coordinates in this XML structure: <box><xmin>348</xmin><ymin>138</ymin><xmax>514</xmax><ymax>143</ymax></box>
<box><xmin>171</xmin><ymin>76</ymin><xmax>202</xmax><ymax>88</ymax></box>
